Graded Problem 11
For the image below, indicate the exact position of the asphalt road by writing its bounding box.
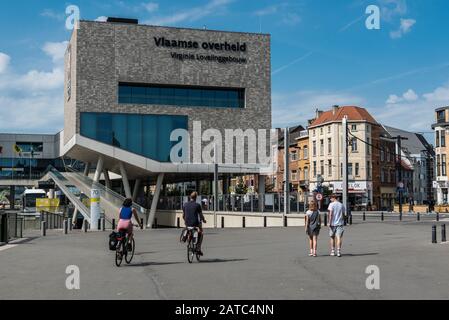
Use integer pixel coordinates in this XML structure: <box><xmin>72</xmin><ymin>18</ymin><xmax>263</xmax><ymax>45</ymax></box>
<box><xmin>0</xmin><ymin>220</ymin><xmax>448</xmax><ymax>300</ymax></box>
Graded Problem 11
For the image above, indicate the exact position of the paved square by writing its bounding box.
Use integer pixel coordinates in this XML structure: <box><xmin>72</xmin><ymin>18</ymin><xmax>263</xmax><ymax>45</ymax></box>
<box><xmin>0</xmin><ymin>221</ymin><xmax>448</xmax><ymax>299</ymax></box>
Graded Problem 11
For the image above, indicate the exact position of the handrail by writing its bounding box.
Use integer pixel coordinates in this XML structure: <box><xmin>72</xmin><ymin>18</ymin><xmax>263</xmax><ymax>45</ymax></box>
<box><xmin>45</xmin><ymin>167</ymin><xmax>91</xmax><ymax>223</ymax></box>
<box><xmin>65</xmin><ymin>166</ymin><xmax>147</xmax><ymax>215</ymax></box>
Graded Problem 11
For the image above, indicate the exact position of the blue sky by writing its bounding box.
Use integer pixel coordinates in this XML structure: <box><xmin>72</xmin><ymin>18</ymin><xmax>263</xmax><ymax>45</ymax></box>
<box><xmin>0</xmin><ymin>0</ymin><xmax>448</xmax><ymax>141</ymax></box>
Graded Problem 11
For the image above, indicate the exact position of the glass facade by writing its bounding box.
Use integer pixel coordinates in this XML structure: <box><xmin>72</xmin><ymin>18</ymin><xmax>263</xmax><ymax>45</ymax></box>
<box><xmin>80</xmin><ymin>112</ymin><xmax>188</xmax><ymax>162</ymax></box>
<box><xmin>0</xmin><ymin>158</ymin><xmax>67</xmax><ymax>179</ymax></box>
<box><xmin>118</xmin><ymin>83</ymin><xmax>245</xmax><ymax>109</ymax></box>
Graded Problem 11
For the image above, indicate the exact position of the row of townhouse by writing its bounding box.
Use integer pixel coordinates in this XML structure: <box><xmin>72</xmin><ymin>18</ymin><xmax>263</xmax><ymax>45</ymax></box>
<box><xmin>270</xmin><ymin>105</ymin><xmax>435</xmax><ymax>211</ymax></box>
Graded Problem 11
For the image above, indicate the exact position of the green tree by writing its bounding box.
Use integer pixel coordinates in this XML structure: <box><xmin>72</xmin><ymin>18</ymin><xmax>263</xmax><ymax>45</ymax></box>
<box><xmin>235</xmin><ymin>178</ymin><xmax>248</xmax><ymax>195</ymax></box>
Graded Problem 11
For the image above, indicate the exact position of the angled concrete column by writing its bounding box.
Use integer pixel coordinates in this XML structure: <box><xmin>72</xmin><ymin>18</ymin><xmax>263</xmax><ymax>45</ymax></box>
<box><xmin>147</xmin><ymin>173</ymin><xmax>164</xmax><ymax>228</ymax></box>
<box><xmin>93</xmin><ymin>157</ymin><xmax>104</xmax><ymax>183</ymax></box>
<box><xmin>72</xmin><ymin>208</ymin><xmax>78</xmax><ymax>226</ymax></box>
<box><xmin>83</xmin><ymin>162</ymin><xmax>91</xmax><ymax>176</ymax></box>
<box><xmin>119</xmin><ymin>162</ymin><xmax>132</xmax><ymax>199</ymax></box>
<box><xmin>133</xmin><ymin>179</ymin><xmax>141</xmax><ymax>201</ymax></box>
<box><xmin>103</xmin><ymin>169</ymin><xmax>111</xmax><ymax>189</ymax></box>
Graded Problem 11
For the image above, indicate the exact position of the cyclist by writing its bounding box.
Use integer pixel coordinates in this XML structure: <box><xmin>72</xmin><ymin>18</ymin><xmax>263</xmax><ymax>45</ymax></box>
<box><xmin>117</xmin><ymin>198</ymin><xmax>142</xmax><ymax>250</ymax></box>
<box><xmin>182</xmin><ymin>192</ymin><xmax>206</xmax><ymax>256</ymax></box>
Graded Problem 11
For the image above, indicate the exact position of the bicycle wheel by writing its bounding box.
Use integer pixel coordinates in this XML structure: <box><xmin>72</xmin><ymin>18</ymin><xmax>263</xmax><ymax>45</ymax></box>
<box><xmin>125</xmin><ymin>238</ymin><xmax>135</xmax><ymax>264</ymax></box>
<box><xmin>115</xmin><ymin>241</ymin><xmax>124</xmax><ymax>267</ymax></box>
<box><xmin>187</xmin><ymin>238</ymin><xmax>194</xmax><ymax>263</ymax></box>
<box><xmin>195</xmin><ymin>249</ymin><xmax>201</xmax><ymax>262</ymax></box>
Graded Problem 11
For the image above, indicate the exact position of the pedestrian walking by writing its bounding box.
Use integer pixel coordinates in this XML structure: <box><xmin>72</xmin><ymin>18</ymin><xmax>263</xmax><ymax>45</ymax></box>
<box><xmin>305</xmin><ymin>200</ymin><xmax>321</xmax><ymax>257</ymax></box>
<box><xmin>328</xmin><ymin>194</ymin><xmax>346</xmax><ymax>257</ymax></box>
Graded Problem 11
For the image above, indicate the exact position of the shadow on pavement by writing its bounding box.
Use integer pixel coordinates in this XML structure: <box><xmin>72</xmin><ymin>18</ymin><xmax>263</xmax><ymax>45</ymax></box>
<box><xmin>126</xmin><ymin>261</ymin><xmax>184</xmax><ymax>267</ymax></box>
<box><xmin>199</xmin><ymin>258</ymin><xmax>248</xmax><ymax>263</ymax></box>
<box><xmin>342</xmin><ymin>252</ymin><xmax>378</xmax><ymax>257</ymax></box>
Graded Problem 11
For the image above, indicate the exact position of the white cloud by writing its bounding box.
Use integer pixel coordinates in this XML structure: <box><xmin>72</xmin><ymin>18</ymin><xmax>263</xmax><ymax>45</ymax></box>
<box><xmin>40</xmin><ymin>9</ymin><xmax>65</xmax><ymax>21</ymax></box>
<box><xmin>254</xmin><ymin>5</ymin><xmax>278</xmax><ymax>16</ymax></box>
<box><xmin>390</xmin><ymin>18</ymin><xmax>416</xmax><ymax>39</ymax></box>
<box><xmin>379</xmin><ymin>0</ymin><xmax>407</xmax><ymax>21</ymax></box>
<box><xmin>42</xmin><ymin>41</ymin><xmax>69</xmax><ymax>63</ymax></box>
<box><xmin>272</xmin><ymin>90</ymin><xmax>365</xmax><ymax>128</ymax></box>
<box><xmin>281</xmin><ymin>13</ymin><xmax>301</xmax><ymax>26</ymax></box>
<box><xmin>143</xmin><ymin>2</ymin><xmax>159</xmax><ymax>13</ymax></box>
<box><xmin>386</xmin><ymin>89</ymin><xmax>418</xmax><ymax>104</ymax></box>
<box><xmin>0</xmin><ymin>42</ymin><xmax>66</xmax><ymax>133</ymax></box>
<box><xmin>0</xmin><ymin>53</ymin><xmax>10</xmax><ymax>74</ymax></box>
<box><xmin>95</xmin><ymin>16</ymin><xmax>108</xmax><ymax>22</ymax></box>
<box><xmin>423</xmin><ymin>84</ymin><xmax>449</xmax><ymax>102</ymax></box>
<box><xmin>144</xmin><ymin>0</ymin><xmax>234</xmax><ymax>26</ymax></box>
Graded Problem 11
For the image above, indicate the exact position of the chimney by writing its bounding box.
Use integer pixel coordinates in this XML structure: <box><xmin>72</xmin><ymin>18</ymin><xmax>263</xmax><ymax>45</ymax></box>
<box><xmin>332</xmin><ymin>105</ymin><xmax>339</xmax><ymax>115</ymax></box>
<box><xmin>315</xmin><ymin>108</ymin><xmax>323</xmax><ymax>119</ymax></box>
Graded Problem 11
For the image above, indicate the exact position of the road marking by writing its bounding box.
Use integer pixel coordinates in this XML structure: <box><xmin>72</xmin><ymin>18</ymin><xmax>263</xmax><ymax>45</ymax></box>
<box><xmin>0</xmin><ymin>244</ymin><xmax>18</xmax><ymax>252</ymax></box>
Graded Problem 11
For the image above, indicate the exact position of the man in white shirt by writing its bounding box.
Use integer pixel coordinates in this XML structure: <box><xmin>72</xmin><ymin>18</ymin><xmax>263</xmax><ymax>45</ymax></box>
<box><xmin>327</xmin><ymin>194</ymin><xmax>346</xmax><ymax>257</ymax></box>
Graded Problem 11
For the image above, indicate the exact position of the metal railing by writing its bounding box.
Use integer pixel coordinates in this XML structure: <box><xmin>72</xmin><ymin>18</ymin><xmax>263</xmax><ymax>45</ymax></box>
<box><xmin>64</xmin><ymin>166</ymin><xmax>147</xmax><ymax>218</ymax></box>
<box><xmin>157</xmin><ymin>193</ymin><xmax>312</xmax><ymax>213</ymax></box>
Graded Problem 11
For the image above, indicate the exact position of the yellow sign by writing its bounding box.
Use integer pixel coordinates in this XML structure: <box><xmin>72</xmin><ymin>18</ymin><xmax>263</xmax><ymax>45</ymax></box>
<box><xmin>36</xmin><ymin>198</ymin><xmax>60</xmax><ymax>212</ymax></box>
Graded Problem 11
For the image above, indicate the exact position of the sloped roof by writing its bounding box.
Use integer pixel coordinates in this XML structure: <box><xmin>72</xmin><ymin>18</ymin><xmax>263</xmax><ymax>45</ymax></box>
<box><xmin>383</xmin><ymin>125</ymin><xmax>433</xmax><ymax>156</ymax></box>
<box><xmin>309</xmin><ymin>106</ymin><xmax>378</xmax><ymax>128</ymax></box>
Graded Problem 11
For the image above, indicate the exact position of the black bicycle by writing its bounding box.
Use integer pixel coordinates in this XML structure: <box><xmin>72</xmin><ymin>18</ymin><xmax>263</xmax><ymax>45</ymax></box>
<box><xmin>185</xmin><ymin>227</ymin><xmax>201</xmax><ymax>263</ymax></box>
<box><xmin>115</xmin><ymin>230</ymin><xmax>135</xmax><ymax>267</ymax></box>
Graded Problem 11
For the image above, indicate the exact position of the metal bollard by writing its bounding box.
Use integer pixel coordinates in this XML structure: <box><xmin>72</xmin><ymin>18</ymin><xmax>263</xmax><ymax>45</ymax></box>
<box><xmin>242</xmin><ymin>216</ymin><xmax>246</xmax><ymax>228</ymax></box>
<box><xmin>284</xmin><ymin>216</ymin><xmax>287</xmax><ymax>227</ymax></box>
<box><xmin>177</xmin><ymin>217</ymin><xmax>180</xmax><ymax>228</ymax></box>
<box><xmin>153</xmin><ymin>218</ymin><xmax>158</xmax><ymax>229</ymax></box>
<box><xmin>442</xmin><ymin>224</ymin><xmax>446</xmax><ymax>242</ymax></box>
<box><xmin>432</xmin><ymin>225</ymin><xmax>437</xmax><ymax>243</ymax></box>
<box><xmin>324</xmin><ymin>213</ymin><xmax>327</xmax><ymax>226</ymax></box>
<box><xmin>140</xmin><ymin>218</ymin><xmax>144</xmax><ymax>230</ymax></box>
<box><xmin>83</xmin><ymin>220</ymin><xmax>88</xmax><ymax>232</ymax></box>
<box><xmin>399</xmin><ymin>212</ymin><xmax>402</xmax><ymax>221</ymax></box>
<box><xmin>349</xmin><ymin>214</ymin><xmax>352</xmax><ymax>225</ymax></box>
<box><xmin>363</xmin><ymin>211</ymin><xmax>366</xmax><ymax>221</ymax></box>
<box><xmin>101</xmin><ymin>218</ymin><xmax>105</xmax><ymax>231</ymax></box>
<box><xmin>41</xmin><ymin>221</ymin><xmax>47</xmax><ymax>236</ymax></box>
<box><xmin>381</xmin><ymin>211</ymin><xmax>384</xmax><ymax>221</ymax></box>
<box><xmin>263</xmin><ymin>216</ymin><xmax>267</xmax><ymax>228</ymax></box>
<box><xmin>112</xmin><ymin>219</ymin><xmax>116</xmax><ymax>230</ymax></box>
<box><xmin>97</xmin><ymin>219</ymin><xmax>101</xmax><ymax>231</ymax></box>
<box><xmin>63</xmin><ymin>219</ymin><xmax>68</xmax><ymax>234</ymax></box>
<box><xmin>436</xmin><ymin>212</ymin><xmax>440</xmax><ymax>222</ymax></box>
<box><xmin>417</xmin><ymin>212</ymin><xmax>420</xmax><ymax>221</ymax></box>
<box><xmin>221</xmin><ymin>216</ymin><xmax>224</xmax><ymax>228</ymax></box>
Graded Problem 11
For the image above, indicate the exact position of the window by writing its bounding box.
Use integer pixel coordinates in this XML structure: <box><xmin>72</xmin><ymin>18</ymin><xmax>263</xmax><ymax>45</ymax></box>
<box><xmin>16</xmin><ymin>142</ymin><xmax>43</xmax><ymax>153</ymax></box>
<box><xmin>328</xmin><ymin>126</ymin><xmax>331</xmax><ymax>133</ymax></box>
<box><xmin>351</xmin><ymin>138</ymin><xmax>358</xmax><ymax>152</ymax></box>
<box><xmin>355</xmin><ymin>163</ymin><xmax>359</xmax><ymax>176</ymax></box>
<box><xmin>320</xmin><ymin>160</ymin><xmax>324</xmax><ymax>175</ymax></box>
<box><xmin>381</xmin><ymin>169</ymin><xmax>385</xmax><ymax>183</ymax></box>
<box><xmin>437</xmin><ymin>155</ymin><xmax>441</xmax><ymax>176</ymax></box>
<box><xmin>441</xmin><ymin>130</ymin><xmax>446</xmax><ymax>147</ymax></box>
<box><xmin>313</xmin><ymin>161</ymin><xmax>317</xmax><ymax>178</ymax></box>
<box><xmin>303</xmin><ymin>146</ymin><xmax>308</xmax><ymax>159</ymax></box>
<box><xmin>327</xmin><ymin>138</ymin><xmax>332</xmax><ymax>154</ymax></box>
<box><xmin>313</xmin><ymin>130</ymin><xmax>316</xmax><ymax>137</ymax></box>
<box><xmin>312</xmin><ymin>141</ymin><xmax>316</xmax><ymax>157</ymax></box>
<box><xmin>351</xmin><ymin>124</ymin><xmax>357</xmax><ymax>131</ymax></box>
<box><xmin>290</xmin><ymin>151</ymin><xmax>298</xmax><ymax>161</ymax></box>
<box><xmin>80</xmin><ymin>112</ymin><xmax>188</xmax><ymax>162</ymax></box>
<box><xmin>380</xmin><ymin>148</ymin><xmax>385</xmax><ymax>161</ymax></box>
<box><xmin>437</xmin><ymin>110</ymin><xmax>446</xmax><ymax>123</ymax></box>
<box><xmin>348</xmin><ymin>163</ymin><xmax>353</xmax><ymax>176</ymax></box>
<box><xmin>320</xmin><ymin>128</ymin><xmax>323</xmax><ymax>135</ymax></box>
<box><xmin>328</xmin><ymin>160</ymin><xmax>332</xmax><ymax>176</ymax></box>
<box><xmin>436</xmin><ymin>131</ymin><xmax>440</xmax><ymax>147</ymax></box>
<box><xmin>442</xmin><ymin>155</ymin><xmax>447</xmax><ymax>176</ymax></box>
<box><xmin>367</xmin><ymin>138</ymin><xmax>370</xmax><ymax>154</ymax></box>
<box><xmin>320</xmin><ymin>139</ymin><xmax>324</xmax><ymax>156</ymax></box>
<box><xmin>367</xmin><ymin>125</ymin><xmax>370</xmax><ymax>132</ymax></box>
<box><xmin>291</xmin><ymin>170</ymin><xmax>298</xmax><ymax>181</ymax></box>
<box><xmin>118</xmin><ymin>83</ymin><xmax>245</xmax><ymax>108</ymax></box>
<box><xmin>304</xmin><ymin>167</ymin><xmax>309</xmax><ymax>180</ymax></box>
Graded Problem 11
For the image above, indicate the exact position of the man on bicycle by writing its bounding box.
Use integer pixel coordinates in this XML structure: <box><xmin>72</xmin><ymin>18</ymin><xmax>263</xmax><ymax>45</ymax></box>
<box><xmin>117</xmin><ymin>198</ymin><xmax>143</xmax><ymax>250</ymax></box>
<box><xmin>182</xmin><ymin>192</ymin><xmax>206</xmax><ymax>256</ymax></box>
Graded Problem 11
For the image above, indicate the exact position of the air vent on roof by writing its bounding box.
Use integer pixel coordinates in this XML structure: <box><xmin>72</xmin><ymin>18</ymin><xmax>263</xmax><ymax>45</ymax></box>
<box><xmin>106</xmin><ymin>17</ymin><xmax>138</xmax><ymax>24</ymax></box>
